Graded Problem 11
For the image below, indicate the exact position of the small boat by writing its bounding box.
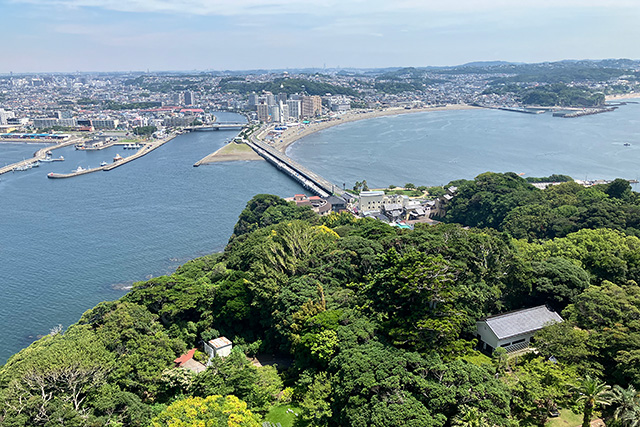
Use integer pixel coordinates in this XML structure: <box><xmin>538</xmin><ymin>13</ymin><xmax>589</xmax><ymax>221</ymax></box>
<box><xmin>133</xmin><ymin>144</ymin><xmax>141</xmax><ymax>149</ymax></box>
<box><xmin>624</xmin><ymin>142</ymin><xmax>631</xmax><ymax>147</ymax></box>
<box><xmin>113</xmin><ymin>154</ymin><xmax>123</xmax><ymax>162</ymax></box>
<box><xmin>40</xmin><ymin>156</ymin><xmax>54</xmax><ymax>163</ymax></box>
<box><xmin>46</xmin><ymin>150</ymin><xmax>53</xmax><ymax>156</ymax></box>
<box><xmin>58</xmin><ymin>156</ymin><xmax>64</xmax><ymax>161</ymax></box>
<box><xmin>100</xmin><ymin>161</ymin><xmax>108</xmax><ymax>167</ymax></box>
<box><xmin>31</xmin><ymin>161</ymin><xmax>40</xmax><ymax>168</ymax></box>
<box><xmin>14</xmin><ymin>164</ymin><xmax>31</xmax><ymax>171</ymax></box>
<box><xmin>73</xmin><ymin>166</ymin><xmax>86</xmax><ymax>173</ymax></box>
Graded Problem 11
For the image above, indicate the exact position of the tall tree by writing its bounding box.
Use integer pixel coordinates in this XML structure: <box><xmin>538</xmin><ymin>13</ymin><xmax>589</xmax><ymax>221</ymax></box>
<box><xmin>572</xmin><ymin>375</ymin><xmax>614</xmax><ymax>427</ymax></box>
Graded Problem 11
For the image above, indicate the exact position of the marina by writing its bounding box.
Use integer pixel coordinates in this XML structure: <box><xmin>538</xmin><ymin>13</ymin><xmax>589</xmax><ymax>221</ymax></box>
<box><xmin>0</xmin><ymin>137</ymin><xmax>78</xmax><ymax>176</ymax></box>
<box><xmin>47</xmin><ymin>135</ymin><xmax>177</xmax><ymax>178</ymax></box>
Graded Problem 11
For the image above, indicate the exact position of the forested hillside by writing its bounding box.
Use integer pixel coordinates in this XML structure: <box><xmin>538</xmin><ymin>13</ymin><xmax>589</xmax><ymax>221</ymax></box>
<box><xmin>2</xmin><ymin>187</ymin><xmax>640</xmax><ymax>426</ymax></box>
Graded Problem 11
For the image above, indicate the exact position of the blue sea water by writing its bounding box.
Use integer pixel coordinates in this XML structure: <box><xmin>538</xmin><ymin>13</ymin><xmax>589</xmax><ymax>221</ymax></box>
<box><xmin>2</xmin><ymin>105</ymin><xmax>640</xmax><ymax>363</ymax></box>
<box><xmin>287</xmin><ymin>102</ymin><xmax>640</xmax><ymax>189</ymax></box>
<box><xmin>0</xmin><ymin>112</ymin><xmax>307</xmax><ymax>363</ymax></box>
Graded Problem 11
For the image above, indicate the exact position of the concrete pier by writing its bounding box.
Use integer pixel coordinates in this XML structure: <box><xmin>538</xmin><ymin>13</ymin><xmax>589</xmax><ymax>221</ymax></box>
<box><xmin>0</xmin><ymin>138</ymin><xmax>80</xmax><ymax>176</ymax></box>
<box><xmin>47</xmin><ymin>135</ymin><xmax>176</xmax><ymax>179</ymax></box>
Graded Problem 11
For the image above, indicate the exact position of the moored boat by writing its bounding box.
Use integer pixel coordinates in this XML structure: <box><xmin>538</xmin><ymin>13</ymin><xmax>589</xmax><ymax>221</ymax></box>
<box><xmin>113</xmin><ymin>154</ymin><xmax>123</xmax><ymax>162</ymax></box>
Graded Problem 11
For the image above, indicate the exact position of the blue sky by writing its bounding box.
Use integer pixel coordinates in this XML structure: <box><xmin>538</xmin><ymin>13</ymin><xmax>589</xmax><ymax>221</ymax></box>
<box><xmin>2</xmin><ymin>0</ymin><xmax>639</xmax><ymax>73</ymax></box>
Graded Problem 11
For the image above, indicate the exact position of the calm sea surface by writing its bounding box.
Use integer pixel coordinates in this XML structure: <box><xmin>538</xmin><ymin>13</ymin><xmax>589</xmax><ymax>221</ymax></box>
<box><xmin>288</xmin><ymin>102</ymin><xmax>640</xmax><ymax>188</ymax></box>
<box><xmin>1</xmin><ymin>105</ymin><xmax>639</xmax><ymax>363</ymax></box>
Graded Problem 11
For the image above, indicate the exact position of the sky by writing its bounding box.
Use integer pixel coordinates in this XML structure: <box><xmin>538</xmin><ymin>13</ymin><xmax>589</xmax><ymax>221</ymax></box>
<box><xmin>1</xmin><ymin>0</ymin><xmax>639</xmax><ymax>73</ymax></box>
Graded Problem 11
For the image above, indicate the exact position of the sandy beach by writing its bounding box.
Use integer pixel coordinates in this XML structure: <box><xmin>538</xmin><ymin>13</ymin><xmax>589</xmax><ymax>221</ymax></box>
<box><xmin>606</xmin><ymin>93</ymin><xmax>640</xmax><ymax>101</ymax></box>
<box><xmin>272</xmin><ymin>104</ymin><xmax>477</xmax><ymax>152</ymax></box>
<box><xmin>199</xmin><ymin>104</ymin><xmax>477</xmax><ymax>163</ymax></box>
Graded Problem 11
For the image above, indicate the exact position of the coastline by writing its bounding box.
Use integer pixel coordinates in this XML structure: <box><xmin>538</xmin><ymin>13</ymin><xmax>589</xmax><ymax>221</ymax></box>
<box><xmin>273</xmin><ymin>104</ymin><xmax>477</xmax><ymax>153</ymax></box>
<box><xmin>201</xmin><ymin>104</ymin><xmax>477</xmax><ymax>162</ymax></box>
<box><xmin>195</xmin><ymin>141</ymin><xmax>263</xmax><ymax>165</ymax></box>
<box><xmin>606</xmin><ymin>93</ymin><xmax>640</xmax><ymax>101</ymax></box>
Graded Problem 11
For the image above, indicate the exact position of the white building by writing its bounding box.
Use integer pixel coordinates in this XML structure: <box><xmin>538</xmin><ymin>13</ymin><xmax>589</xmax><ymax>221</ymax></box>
<box><xmin>358</xmin><ymin>191</ymin><xmax>385</xmax><ymax>213</ymax></box>
<box><xmin>92</xmin><ymin>119</ymin><xmax>119</xmax><ymax>129</ymax></box>
<box><xmin>269</xmin><ymin>105</ymin><xmax>281</xmax><ymax>123</ymax></box>
<box><xmin>278</xmin><ymin>101</ymin><xmax>289</xmax><ymax>123</ymax></box>
<box><xmin>0</xmin><ymin>109</ymin><xmax>15</xmax><ymax>125</ymax></box>
<box><xmin>476</xmin><ymin>305</ymin><xmax>563</xmax><ymax>353</ymax></box>
<box><xmin>286</xmin><ymin>100</ymin><xmax>301</xmax><ymax>120</ymax></box>
<box><xmin>203</xmin><ymin>336</ymin><xmax>233</xmax><ymax>362</ymax></box>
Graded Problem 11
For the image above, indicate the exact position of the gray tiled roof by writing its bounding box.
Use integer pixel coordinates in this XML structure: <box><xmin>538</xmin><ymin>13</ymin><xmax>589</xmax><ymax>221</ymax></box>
<box><xmin>482</xmin><ymin>305</ymin><xmax>563</xmax><ymax>340</ymax></box>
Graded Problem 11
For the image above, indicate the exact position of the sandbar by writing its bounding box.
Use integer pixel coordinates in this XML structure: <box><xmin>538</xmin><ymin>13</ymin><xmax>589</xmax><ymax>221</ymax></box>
<box><xmin>196</xmin><ymin>141</ymin><xmax>263</xmax><ymax>164</ymax></box>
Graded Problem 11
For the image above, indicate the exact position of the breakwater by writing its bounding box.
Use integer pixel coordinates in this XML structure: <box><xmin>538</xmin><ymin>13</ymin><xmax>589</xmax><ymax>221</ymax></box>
<box><xmin>0</xmin><ymin>138</ymin><xmax>79</xmax><ymax>176</ymax></box>
<box><xmin>47</xmin><ymin>135</ymin><xmax>176</xmax><ymax>179</ymax></box>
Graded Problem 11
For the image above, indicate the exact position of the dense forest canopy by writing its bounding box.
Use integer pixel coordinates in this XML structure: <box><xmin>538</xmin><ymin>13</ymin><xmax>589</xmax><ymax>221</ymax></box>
<box><xmin>2</xmin><ymin>179</ymin><xmax>640</xmax><ymax>426</ymax></box>
<box><xmin>482</xmin><ymin>83</ymin><xmax>606</xmax><ymax>107</ymax></box>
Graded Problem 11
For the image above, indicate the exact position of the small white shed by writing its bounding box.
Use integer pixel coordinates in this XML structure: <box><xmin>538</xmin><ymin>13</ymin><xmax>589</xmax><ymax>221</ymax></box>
<box><xmin>476</xmin><ymin>305</ymin><xmax>563</xmax><ymax>352</ymax></box>
<box><xmin>204</xmin><ymin>336</ymin><xmax>233</xmax><ymax>362</ymax></box>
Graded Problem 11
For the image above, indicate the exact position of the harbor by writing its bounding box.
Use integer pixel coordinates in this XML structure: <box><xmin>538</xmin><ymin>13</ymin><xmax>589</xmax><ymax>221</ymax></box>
<box><xmin>46</xmin><ymin>135</ymin><xmax>177</xmax><ymax>178</ymax></box>
<box><xmin>0</xmin><ymin>137</ymin><xmax>79</xmax><ymax>176</ymax></box>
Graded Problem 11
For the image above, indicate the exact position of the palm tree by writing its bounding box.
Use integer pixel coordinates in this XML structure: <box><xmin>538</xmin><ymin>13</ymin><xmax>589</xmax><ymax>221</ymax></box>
<box><xmin>612</xmin><ymin>384</ymin><xmax>640</xmax><ymax>427</ymax></box>
<box><xmin>572</xmin><ymin>375</ymin><xmax>614</xmax><ymax>427</ymax></box>
<box><xmin>452</xmin><ymin>406</ymin><xmax>490</xmax><ymax>427</ymax></box>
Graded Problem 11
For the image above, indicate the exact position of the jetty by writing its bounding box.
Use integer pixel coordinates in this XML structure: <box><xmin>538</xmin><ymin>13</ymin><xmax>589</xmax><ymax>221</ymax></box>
<box><xmin>552</xmin><ymin>107</ymin><xmax>616</xmax><ymax>118</ymax></box>
<box><xmin>47</xmin><ymin>135</ymin><xmax>176</xmax><ymax>179</ymax></box>
<box><xmin>246</xmin><ymin>125</ymin><xmax>351</xmax><ymax>199</ymax></box>
<box><xmin>0</xmin><ymin>138</ymin><xmax>79</xmax><ymax>176</ymax></box>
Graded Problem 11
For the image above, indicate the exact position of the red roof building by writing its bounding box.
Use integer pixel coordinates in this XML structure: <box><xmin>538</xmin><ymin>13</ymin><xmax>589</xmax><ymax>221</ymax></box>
<box><xmin>174</xmin><ymin>348</ymin><xmax>196</xmax><ymax>367</ymax></box>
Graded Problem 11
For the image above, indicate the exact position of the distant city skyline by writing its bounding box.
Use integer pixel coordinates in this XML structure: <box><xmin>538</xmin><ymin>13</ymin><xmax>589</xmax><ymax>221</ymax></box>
<box><xmin>2</xmin><ymin>0</ymin><xmax>639</xmax><ymax>73</ymax></box>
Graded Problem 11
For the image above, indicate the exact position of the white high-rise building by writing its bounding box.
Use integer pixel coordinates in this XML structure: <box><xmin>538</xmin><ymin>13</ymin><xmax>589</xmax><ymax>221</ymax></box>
<box><xmin>0</xmin><ymin>109</ymin><xmax>15</xmax><ymax>125</ymax></box>
<box><xmin>286</xmin><ymin>100</ymin><xmax>301</xmax><ymax>120</ymax></box>
<box><xmin>279</xmin><ymin>102</ymin><xmax>289</xmax><ymax>123</ymax></box>
<box><xmin>269</xmin><ymin>105</ymin><xmax>281</xmax><ymax>123</ymax></box>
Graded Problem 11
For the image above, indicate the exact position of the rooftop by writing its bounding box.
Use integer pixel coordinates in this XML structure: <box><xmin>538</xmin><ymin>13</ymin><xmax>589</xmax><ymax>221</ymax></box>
<box><xmin>209</xmin><ymin>336</ymin><xmax>232</xmax><ymax>349</ymax></box>
<box><xmin>174</xmin><ymin>348</ymin><xmax>196</xmax><ymax>367</ymax></box>
<box><xmin>480</xmin><ymin>305</ymin><xmax>563</xmax><ymax>340</ymax></box>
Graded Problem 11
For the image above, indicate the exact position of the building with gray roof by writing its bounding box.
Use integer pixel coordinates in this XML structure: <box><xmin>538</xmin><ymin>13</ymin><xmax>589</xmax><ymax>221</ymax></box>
<box><xmin>476</xmin><ymin>305</ymin><xmax>563</xmax><ymax>353</ymax></box>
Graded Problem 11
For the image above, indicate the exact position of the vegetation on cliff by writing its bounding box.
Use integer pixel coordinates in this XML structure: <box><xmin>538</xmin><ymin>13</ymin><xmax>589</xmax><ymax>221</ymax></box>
<box><xmin>2</xmin><ymin>184</ymin><xmax>640</xmax><ymax>426</ymax></box>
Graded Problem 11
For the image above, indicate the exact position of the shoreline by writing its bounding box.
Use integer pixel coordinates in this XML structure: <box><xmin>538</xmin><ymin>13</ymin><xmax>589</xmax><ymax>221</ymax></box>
<box><xmin>605</xmin><ymin>93</ymin><xmax>640</xmax><ymax>101</ymax></box>
<box><xmin>195</xmin><ymin>141</ymin><xmax>263</xmax><ymax>165</ymax></box>
<box><xmin>273</xmin><ymin>104</ymin><xmax>477</xmax><ymax>153</ymax></box>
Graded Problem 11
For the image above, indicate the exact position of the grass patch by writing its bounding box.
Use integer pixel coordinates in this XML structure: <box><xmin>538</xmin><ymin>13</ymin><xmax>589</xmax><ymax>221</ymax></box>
<box><xmin>546</xmin><ymin>409</ymin><xmax>583</xmax><ymax>427</ymax></box>
<box><xmin>264</xmin><ymin>404</ymin><xmax>302</xmax><ymax>427</ymax></box>
<box><xmin>217</xmin><ymin>142</ymin><xmax>255</xmax><ymax>155</ymax></box>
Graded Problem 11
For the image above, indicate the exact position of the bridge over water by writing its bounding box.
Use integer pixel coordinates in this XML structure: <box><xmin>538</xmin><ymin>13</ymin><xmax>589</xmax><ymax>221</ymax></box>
<box><xmin>186</xmin><ymin>123</ymin><xmax>246</xmax><ymax>131</ymax></box>
<box><xmin>247</xmin><ymin>126</ymin><xmax>352</xmax><ymax>201</ymax></box>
